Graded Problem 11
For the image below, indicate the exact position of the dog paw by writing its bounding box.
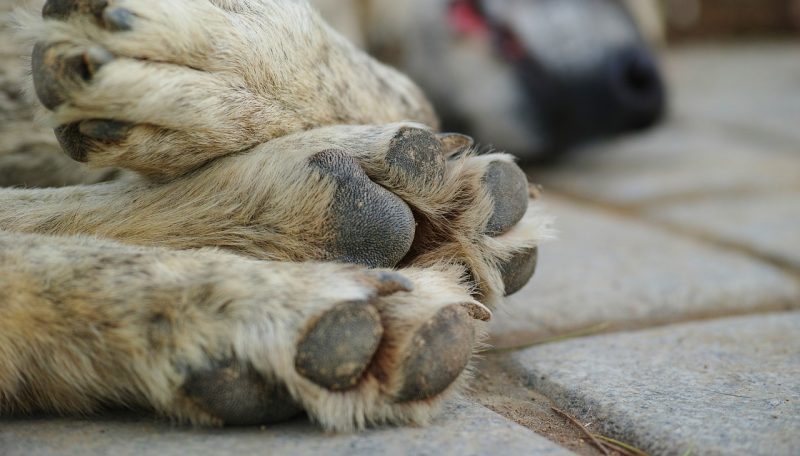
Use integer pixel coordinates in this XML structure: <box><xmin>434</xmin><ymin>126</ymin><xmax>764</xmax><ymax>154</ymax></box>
<box><xmin>236</xmin><ymin>123</ymin><xmax>553</xmax><ymax>306</ymax></box>
<box><xmin>166</xmin><ymin>263</ymin><xmax>484</xmax><ymax>431</ymax></box>
<box><xmin>8</xmin><ymin>234</ymin><xmax>484</xmax><ymax>430</ymax></box>
<box><xmin>214</xmin><ymin>122</ymin><xmax>550</xmax><ymax>306</ymax></box>
<box><xmin>9</xmin><ymin>122</ymin><xmax>551</xmax><ymax>304</ymax></box>
<box><xmin>378</xmin><ymin>125</ymin><xmax>550</xmax><ymax>305</ymax></box>
<box><xmin>23</xmin><ymin>0</ymin><xmax>434</xmax><ymax>179</ymax></box>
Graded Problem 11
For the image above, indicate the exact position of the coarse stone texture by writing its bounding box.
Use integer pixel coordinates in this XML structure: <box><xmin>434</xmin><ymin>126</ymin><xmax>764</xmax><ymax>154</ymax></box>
<box><xmin>488</xmin><ymin>196</ymin><xmax>800</xmax><ymax>349</ymax></box>
<box><xmin>649</xmin><ymin>192</ymin><xmax>800</xmax><ymax>270</ymax></box>
<box><xmin>512</xmin><ymin>312</ymin><xmax>800</xmax><ymax>456</ymax></box>
<box><xmin>0</xmin><ymin>400</ymin><xmax>575</xmax><ymax>456</ymax></box>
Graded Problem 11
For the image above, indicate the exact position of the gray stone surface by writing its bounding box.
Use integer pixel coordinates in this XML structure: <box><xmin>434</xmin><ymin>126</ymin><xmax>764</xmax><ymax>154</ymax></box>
<box><xmin>513</xmin><ymin>312</ymin><xmax>800</xmax><ymax>456</ymax></box>
<box><xmin>529</xmin><ymin>122</ymin><xmax>800</xmax><ymax>207</ymax></box>
<box><xmin>0</xmin><ymin>400</ymin><xmax>574</xmax><ymax>456</ymax></box>
<box><xmin>650</xmin><ymin>192</ymin><xmax>800</xmax><ymax>270</ymax></box>
<box><xmin>666</xmin><ymin>42</ymin><xmax>800</xmax><ymax>146</ymax></box>
<box><xmin>488</xmin><ymin>196</ymin><xmax>800</xmax><ymax>349</ymax></box>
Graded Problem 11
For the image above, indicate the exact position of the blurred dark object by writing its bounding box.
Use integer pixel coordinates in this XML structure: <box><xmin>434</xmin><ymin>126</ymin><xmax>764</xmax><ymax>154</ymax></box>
<box><xmin>313</xmin><ymin>0</ymin><xmax>667</xmax><ymax>162</ymax></box>
<box><xmin>664</xmin><ymin>0</ymin><xmax>800</xmax><ymax>39</ymax></box>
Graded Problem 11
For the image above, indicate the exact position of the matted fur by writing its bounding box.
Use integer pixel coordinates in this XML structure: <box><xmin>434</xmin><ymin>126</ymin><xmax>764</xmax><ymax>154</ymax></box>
<box><xmin>0</xmin><ymin>0</ymin><xmax>554</xmax><ymax>431</ymax></box>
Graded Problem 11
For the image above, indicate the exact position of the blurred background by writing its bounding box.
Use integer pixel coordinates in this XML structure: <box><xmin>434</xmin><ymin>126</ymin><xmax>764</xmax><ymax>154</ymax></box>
<box><xmin>315</xmin><ymin>0</ymin><xmax>799</xmax><ymax>166</ymax></box>
<box><xmin>482</xmin><ymin>5</ymin><xmax>800</xmax><ymax>454</ymax></box>
<box><xmin>663</xmin><ymin>0</ymin><xmax>800</xmax><ymax>39</ymax></box>
<box><xmin>483</xmin><ymin>0</ymin><xmax>800</xmax><ymax>350</ymax></box>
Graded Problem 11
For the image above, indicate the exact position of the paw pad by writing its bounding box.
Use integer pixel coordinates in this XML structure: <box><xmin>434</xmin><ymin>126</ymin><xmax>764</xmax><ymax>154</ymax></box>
<box><xmin>295</xmin><ymin>301</ymin><xmax>383</xmax><ymax>391</ymax></box>
<box><xmin>53</xmin><ymin>123</ymin><xmax>90</xmax><ymax>162</ymax></box>
<box><xmin>395</xmin><ymin>305</ymin><xmax>474</xmax><ymax>402</ymax></box>
<box><xmin>78</xmin><ymin>119</ymin><xmax>131</xmax><ymax>141</ymax></box>
<box><xmin>42</xmin><ymin>0</ymin><xmax>83</xmax><ymax>19</ymax></box>
<box><xmin>499</xmin><ymin>247</ymin><xmax>538</xmax><ymax>296</ymax></box>
<box><xmin>183</xmin><ymin>360</ymin><xmax>303</xmax><ymax>426</ymax></box>
<box><xmin>386</xmin><ymin>127</ymin><xmax>446</xmax><ymax>188</ymax></box>
<box><xmin>483</xmin><ymin>160</ymin><xmax>529</xmax><ymax>236</ymax></box>
<box><xmin>309</xmin><ymin>149</ymin><xmax>415</xmax><ymax>268</ymax></box>
<box><xmin>43</xmin><ymin>0</ymin><xmax>134</xmax><ymax>30</ymax></box>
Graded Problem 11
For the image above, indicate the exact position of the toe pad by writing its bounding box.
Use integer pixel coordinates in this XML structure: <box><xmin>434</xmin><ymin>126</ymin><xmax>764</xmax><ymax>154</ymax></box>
<box><xmin>483</xmin><ymin>160</ymin><xmax>529</xmax><ymax>236</ymax></box>
<box><xmin>499</xmin><ymin>247</ymin><xmax>538</xmax><ymax>296</ymax></box>
<box><xmin>309</xmin><ymin>149</ymin><xmax>415</xmax><ymax>268</ymax></box>
<box><xmin>183</xmin><ymin>360</ymin><xmax>303</xmax><ymax>426</ymax></box>
<box><xmin>295</xmin><ymin>301</ymin><xmax>383</xmax><ymax>391</ymax></box>
<box><xmin>395</xmin><ymin>305</ymin><xmax>474</xmax><ymax>402</ymax></box>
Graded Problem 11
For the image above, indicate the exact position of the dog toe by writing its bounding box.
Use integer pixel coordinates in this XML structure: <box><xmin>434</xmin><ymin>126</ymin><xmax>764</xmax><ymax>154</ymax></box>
<box><xmin>309</xmin><ymin>149</ymin><xmax>415</xmax><ymax>268</ymax></box>
<box><xmin>31</xmin><ymin>44</ymin><xmax>113</xmax><ymax>110</ymax></box>
<box><xmin>499</xmin><ymin>247</ymin><xmax>538</xmax><ymax>296</ymax></box>
<box><xmin>394</xmin><ymin>305</ymin><xmax>474</xmax><ymax>403</ymax></box>
<box><xmin>183</xmin><ymin>360</ymin><xmax>303</xmax><ymax>426</ymax></box>
<box><xmin>295</xmin><ymin>301</ymin><xmax>383</xmax><ymax>391</ymax></box>
<box><xmin>483</xmin><ymin>160</ymin><xmax>529</xmax><ymax>236</ymax></box>
<box><xmin>386</xmin><ymin>127</ymin><xmax>447</xmax><ymax>188</ymax></box>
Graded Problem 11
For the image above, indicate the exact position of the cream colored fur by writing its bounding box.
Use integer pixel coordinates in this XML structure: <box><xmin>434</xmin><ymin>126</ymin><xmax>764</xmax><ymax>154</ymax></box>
<box><xmin>0</xmin><ymin>0</ymin><xmax>553</xmax><ymax>431</ymax></box>
<box><xmin>15</xmin><ymin>0</ymin><xmax>436</xmax><ymax>179</ymax></box>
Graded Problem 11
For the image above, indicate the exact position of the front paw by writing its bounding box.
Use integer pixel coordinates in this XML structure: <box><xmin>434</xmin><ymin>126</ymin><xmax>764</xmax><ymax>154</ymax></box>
<box><xmin>28</xmin><ymin>0</ymin><xmax>258</xmax><ymax>177</ymax></box>
<box><xmin>376</xmin><ymin>126</ymin><xmax>552</xmax><ymax>304</ymax></box>
<box><xmin>24</xmin><ymin>0</ymin><xmax>434</xmax><ymax>179</ymax></box>
<box><xmin>265</xmin><ymin>123</ymin><xmax>553</xmax><ymax>306</ymax></box>
<box><xmin>164</xmin><ymin>265</ymin><xmax>484</xmax><ymax>431</ymax></box>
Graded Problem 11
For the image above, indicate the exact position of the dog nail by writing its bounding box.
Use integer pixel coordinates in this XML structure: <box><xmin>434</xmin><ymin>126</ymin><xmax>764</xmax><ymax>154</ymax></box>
<box><xmin>79</xmin><ymin>120</ymin><xmax>132</xmax><ymax>141</ymax></box>
<box><xmin>104</xmin><ymin>7</ymin><xmax>134</xmax><ymax>31</ymax></box>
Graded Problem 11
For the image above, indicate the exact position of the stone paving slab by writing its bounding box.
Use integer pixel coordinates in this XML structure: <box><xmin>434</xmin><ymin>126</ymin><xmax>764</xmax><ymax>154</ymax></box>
<box><xmin>512</xmin><ymin>312</ymin><xmax>800</xmax><ymax>456</ymax></box>
<box><xmin>528</xmin><ymin>122</ymin><xmax>800</xmax><ymax>207</ymax></box>
<box><xmin>488</xmin><ymin>196</ymin><xmax>800</xmax><ymax>349</ymax></box>
<box><xmin>0</xmin><ymin>400</ymin><xmax>574</xmax><ymax>456</ymax></box>
<box><xmin>665</xmin><ymin>42</ymin><xmax>800</xmax><ymax>146</ymax></box>
<box><xmin>649</xmin><ymin>192</ymin><xmax>800</xmax><ymax>270</ymax></box>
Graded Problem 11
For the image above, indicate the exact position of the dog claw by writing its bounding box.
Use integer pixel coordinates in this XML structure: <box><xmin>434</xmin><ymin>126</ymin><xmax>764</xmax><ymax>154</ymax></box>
<box><xmin>367</xmin><ymin>271</ymin><xmax>414</xmax><ymax>296</ymax></box>
<box><xmin>78</xmin><ymin>120</ymin><xmax>131</xmax><ymax>141</ymax></box>
<box><xmin>436</xmin><ymin>133</ymin><xmax>474</xmax><ymax>157</ymax></box>
<box><xmin>460</xmin><ymin>300</ymin><xmax>492</xmax><ymax>321</ymax></box>
<box><xmin>83</xmin><ymin>46</ymin><xmax>114</xmax><ymax>77</ymax></box>
<box><xmin>103</xmin><ymin>7</ymin><xmax>134</xmax><ymax>31</ymax></box>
